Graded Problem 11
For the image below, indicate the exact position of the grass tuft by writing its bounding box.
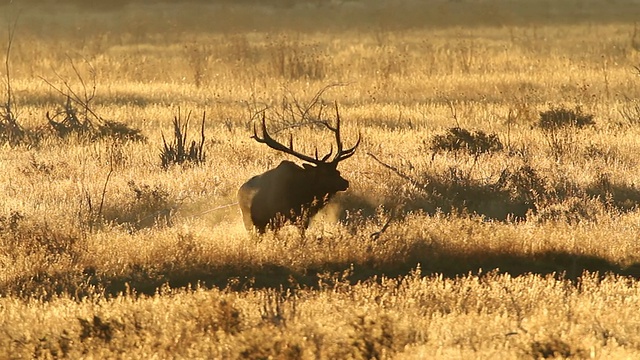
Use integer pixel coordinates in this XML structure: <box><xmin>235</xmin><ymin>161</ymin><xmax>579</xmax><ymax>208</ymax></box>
<box><xmin>160</xmin><ymin>110</ymin><xmax>206</xmax><ymax>169</ymax></box>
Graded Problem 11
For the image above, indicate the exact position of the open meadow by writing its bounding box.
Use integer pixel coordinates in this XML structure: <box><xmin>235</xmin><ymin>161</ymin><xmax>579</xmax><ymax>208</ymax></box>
<box><xmin>2</xmin><ymin>0</ymin><xmax>640</xmax><ymax>358</ymax></box>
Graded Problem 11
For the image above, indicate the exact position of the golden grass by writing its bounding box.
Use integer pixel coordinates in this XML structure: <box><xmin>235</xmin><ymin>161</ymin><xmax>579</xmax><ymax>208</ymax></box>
<box><xmin>2</xmin><ymin>0</ymin><xmax>640</xmax><ymax>358</ymax></box>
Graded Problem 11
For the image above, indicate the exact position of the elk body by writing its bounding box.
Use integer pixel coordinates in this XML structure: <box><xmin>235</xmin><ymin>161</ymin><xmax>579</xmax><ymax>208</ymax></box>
<box><xmin>237</xmin><ymin>105</ymin><xmax>360</xmax><ymax>233</ymax></box>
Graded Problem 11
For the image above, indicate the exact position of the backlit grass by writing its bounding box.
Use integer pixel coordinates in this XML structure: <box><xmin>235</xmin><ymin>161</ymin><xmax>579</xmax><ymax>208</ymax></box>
<box><xmin>2</xmin><ymin>0</ymin><xmax>640</xmax><ymax>358</ymax></box>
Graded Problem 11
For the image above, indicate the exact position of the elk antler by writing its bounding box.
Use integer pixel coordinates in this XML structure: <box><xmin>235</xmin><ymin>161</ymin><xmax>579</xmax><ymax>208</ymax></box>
<box><xmin>252</xmin><ymin>104</ymin><xmax>361</xmax><ymax>166</ymax></box>
<box><xmin>252</xmin><ymin>112</ymin><xmax>326</xmax><ymax>165</ymax></box>
<box><xmin>324</xmin><ymin>102</ymin><xmax>361</xmax><ymax>165</ymax></box>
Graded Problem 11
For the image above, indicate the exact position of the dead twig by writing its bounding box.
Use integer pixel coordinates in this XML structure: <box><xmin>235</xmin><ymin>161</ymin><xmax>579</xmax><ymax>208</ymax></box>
<box><xmin>370</xmin><ymin>209</ymin><xmax>395</xmax><ymax>240</ymax></box>
<box><xmin>1</xmin><ymin>13</ymin><xmax>24</xmax><ymax>144</ymax></box>
<box><xmin>367</xmin><ymin>152</ymin><xmax>429</xmax><ymax>194</ymax></box>
<box><xmin>245</xmin><ymin>83</ymin><xmax>350</xmax><ymax>134</ymax></box>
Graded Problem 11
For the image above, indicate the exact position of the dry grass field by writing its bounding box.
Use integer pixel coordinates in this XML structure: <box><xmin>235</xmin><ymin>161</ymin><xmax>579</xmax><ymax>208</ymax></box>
<box><xmin>2</xmin><ymin>0</ymin><xmax>640</xmax><ymax>358</ymax></box>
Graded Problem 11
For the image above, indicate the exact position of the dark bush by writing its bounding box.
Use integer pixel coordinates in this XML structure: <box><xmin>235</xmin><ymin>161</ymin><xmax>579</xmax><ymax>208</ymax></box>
<box><xmin>538</xmin><ymin>106</ymin><xmax>595</xmax><ymax>130</ymax></box>
<box><xmin>430</xmin><ymin>127</ymin><xmax>503</xmax><ymax>157</ymax></box>
<box><xmin>46</xmin><ymin>96</ymin><xmax>145</xmax><ymax>142</ymax></box>
<box><xmin>0</xmin><ymin>109</ymin><xmax>24</xmax><ymax>145</ymax></box>
<box><xmin>105</xmin><ymin>181</ymin><xmax>176</xmax><ymax>230</ymax></box>
<box><xmin>160</xmin><ymin>111</ymin><xmax>206</xmax><ymax>169</ymax></box>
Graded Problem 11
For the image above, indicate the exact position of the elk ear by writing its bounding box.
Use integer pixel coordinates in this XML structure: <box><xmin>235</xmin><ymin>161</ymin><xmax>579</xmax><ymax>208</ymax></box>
<box><xmin>302</xmin><ymin>163</ymin><xmax>315</xmax><ymax>170</ymax></box>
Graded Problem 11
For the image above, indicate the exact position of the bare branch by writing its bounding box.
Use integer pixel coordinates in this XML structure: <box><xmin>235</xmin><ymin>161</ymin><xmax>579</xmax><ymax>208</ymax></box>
<box><xmin>3</xmin><ymin>13</ymin><xmax>20</xmax><ymax>122</ymax></box>
<box><xmin>39</xmin><ymin>58</ymin><xmax>104</xmax><ymax>124</ymax></box>
<box><xmin>97</xmin><ymin>151</ymin><xmax>115</xmax><ymax>221</ymax></box>
<box><xmin>246</xmin><ymin>83</ymin><xmax>350</xmax><ymax>134</ymax></box>
<box><xmin>446</xmin><ymin>98</ymin><xmax>461</xmax><ymax>128</ymax></box>
<box><xmin>367</xmin><ymin>152</ymin><xmax>429</xmax><ymax>193</ymax></box>
<box><xmin>370</xmin><ymin>209</ymin><xmax>395</xmax><ymax>240</ymax></box>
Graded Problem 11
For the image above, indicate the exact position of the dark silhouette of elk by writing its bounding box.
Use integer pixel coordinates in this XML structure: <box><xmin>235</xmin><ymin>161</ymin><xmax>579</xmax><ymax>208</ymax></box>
<box><xmin>237</xmin><ymin>104</ymin><xmax>361</xmax><ymax>233</ymax></box>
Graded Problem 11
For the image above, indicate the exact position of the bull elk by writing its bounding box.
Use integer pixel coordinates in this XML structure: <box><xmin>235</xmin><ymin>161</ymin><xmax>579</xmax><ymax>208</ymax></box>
<box><xmin>237</xmin><ymin>104</ymin><xmax>361</xmax><ymax>233</ymax></box>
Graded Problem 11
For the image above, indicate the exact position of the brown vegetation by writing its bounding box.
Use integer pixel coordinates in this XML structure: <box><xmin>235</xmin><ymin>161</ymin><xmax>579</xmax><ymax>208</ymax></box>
<box><xmin>1</xmin><ymin>0</ymin><xmax>640</xmax><ymax>358</ymax></box>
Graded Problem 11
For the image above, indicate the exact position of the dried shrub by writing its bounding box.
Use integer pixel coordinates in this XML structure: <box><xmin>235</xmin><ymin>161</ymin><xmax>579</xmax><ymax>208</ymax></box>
<box><xmin>42</xmin><ymin>58</ymin><xmax>145</xmax><ymax>142</ymax></box>
<box><xmin>97</xmin><ymin>120</ymin><xmax>146</xmax><ymax>142</ymax></box>
<box><xmin>586</xmin><ymin>172</ymin><xmax>640</xmax><ymax>211</ymax></box>
<box><xmin>0</xmin><ymin>109</ymin><xmax>24</xmax><ymax>145</ymax></box>
<box><xmin>538</xmin><ymin>105</ymin><xmax>595</xmax><ymax>130</ymax></box>
<box><xmin>429</xmin><ymin>127</ymin><xmax>503</xmax><ymax>157</ymax></box>
<box><xmin>619</xmin><ymin>97</ymin><xmax>640</xmax><ymax>125</ymax></box>
<box><xmin>350</xmin><ymin>314</ymin><xmax>401</xmax><ymax>360</ymax></box>
<box><xmin>78</xmin><ymin>315</ymin><xmax>124</xmax><ymax>343</ymax></box>
<box><xmin>372</xmin><ymin>153</ymin><xmax>548</xmax><ymax>220</ymax></box>
<box><xmin>0</xmin><ymin>210</ymin><xmax>23</xmax><ymax>233</ymax></box>
<box><xmin>530</xmin><ymin>338</ymin><xmax>586</xmax><ymax>359</ymax></box>
<box><xmin>267</xmin><ymin>36</ymin><xmax>327</xmax><ymax>80</ymax></box>
<box><xmin>534</xmin><ymin>197</ymin><xmax>607</xmax><ymax>224</ymax></box>
<box><xmin>238</xmin><ymin>328</ymin><xmax>305</xmax><ymax>360</ymax></box>
<box><xmin>160</xmin><ymin>110</ymin><xmax>206</xmax><ymax>169</ymax></box>
<box><xmin>184</xmin><ymin>42</ymin><xmax>213</xmax><ymax>88</ymax></box>
<box><xmin>417</xmin><ymin>165</ymin><xmax>541</xmax><ymax>220</ymax></box>
<box><xmin>46</xmin><ymin>95</ymin><xmax>145</xmax><ymax>142</ymax></box>
<box><xmin>0</xmin><ymin>210</ymin><xmax>79</xmax><ymax>258</ymax></box>
<box><xmin>0</xmin><ymin>18</ymin><xmax>24</xmax><ymax>146</ymax></box>
<box><xmin>104</xmin><ymin>181</ymin><xmax>176</xmax><ymax>230</ymax></box>
<box><xmin>371</xmin><ymin>149</ymin><xmax>640</xmax><ymax>223</ymax></box>
<box><xmin>497</xmin><ymin>164</ymin><xmax>550</xmax><ymax>209</ymax></box>
<box><xmin>583</xmin><ymin>144</ymin><xmax>621</xmax><ymax>164</ymax></box>
<box><xmin>0</xmin><ymin>211</ymin><xmax>90</xmax><ymax>300</ymax></box>
<box><xmin>46</xmin><ymin>96</ymin><xmax>93</xmax><ymax>137</ymax></box>
<box><xmin>215</xmin><ymin>300</ymin><xmax>243</xmax><ymax>335</ymax></box>
<box><xmin>538</xmin><ymin>105</ymin><xmax>595</xmax><ymax>161</ymax></box>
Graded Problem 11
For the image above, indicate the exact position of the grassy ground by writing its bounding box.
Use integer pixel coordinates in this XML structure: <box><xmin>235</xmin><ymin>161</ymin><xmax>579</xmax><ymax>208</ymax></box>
<box><xmin>2</xmin><ymin>0</ymin><xmax>640</xmax><ymax>358</ymax></box>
